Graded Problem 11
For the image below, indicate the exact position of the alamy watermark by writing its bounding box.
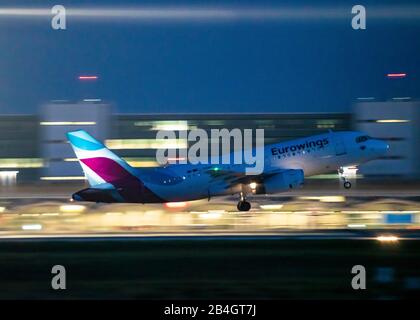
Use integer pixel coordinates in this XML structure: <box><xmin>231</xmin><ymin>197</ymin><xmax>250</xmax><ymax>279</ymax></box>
<box><xmin>351</xmin><ymin>5</ymin><xmax>366</xmax><ymax>30</ymax></box>
<box><xmin>156</xmin><ymin>128</ymin><xmax>265</xmax><ymax>175</ymax></box>
<box><xmin>51</xmin><ymin>265</ymin><xmax>66</xmax><ymax>290</ymax></box>
<box><xmin>51</xmin><ymin>5</ymin><xmax>66</xmax><ymax>30</ymax></box>
<box><xmin>351</xmin><ymin>265</ymin><xmax>366</xmax><ymax>290</ymax></box>
<box><xmin>50</xmin><ymin>5</ymin><xmax>367</xmax><ymax>31</ymax></box>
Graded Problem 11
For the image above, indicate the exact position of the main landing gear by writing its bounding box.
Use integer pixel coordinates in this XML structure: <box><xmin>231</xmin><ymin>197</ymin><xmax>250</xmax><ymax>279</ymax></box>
<box><xmin>237</xmin><ymin>192</ymin><xmax>251</xmax><ymax>211</ymax></box>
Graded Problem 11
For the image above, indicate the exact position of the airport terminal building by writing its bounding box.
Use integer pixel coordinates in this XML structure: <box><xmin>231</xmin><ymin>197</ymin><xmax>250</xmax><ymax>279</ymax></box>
<box><xmin>0</xmin><ymin>100</ymin><xmax>418</xmax><ymax>184</ymax></box>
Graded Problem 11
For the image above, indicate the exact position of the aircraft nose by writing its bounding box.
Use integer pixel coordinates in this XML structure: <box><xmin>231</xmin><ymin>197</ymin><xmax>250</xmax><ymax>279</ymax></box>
<box><xmin>374</xmin><ymin>140</ymin><xmax>389</xmax><ymax>156</ymax></box>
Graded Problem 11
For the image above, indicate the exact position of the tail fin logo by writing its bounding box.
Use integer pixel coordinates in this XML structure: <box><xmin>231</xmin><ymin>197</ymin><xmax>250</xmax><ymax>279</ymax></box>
<box><xmin>67</xmin><ymin>130</ymin><xmax>136</xmax><ymax>187</ymax></box>
<box><xmin>66</xmin><ymin>130</ymin><xmax>103</xmax><ymax>151</ymax></box>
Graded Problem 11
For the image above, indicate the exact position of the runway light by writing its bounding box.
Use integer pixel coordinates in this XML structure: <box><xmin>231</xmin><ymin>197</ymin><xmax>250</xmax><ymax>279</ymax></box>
<box><xmin>21</xmin><ymin>224</ymin><xmax>42</xmax><ymax>231</ymax></box>
<box><xmin>207</xmin><ymin>210</ymin><xmax>225</xmax><ymax>214</ymax></box>
<box><xmin>199</xmin><ymin>211</ymin><xmax>223</xmax><ymax>219</ymax></box>
<box><xmin>320</xmin><ymin>196</ymin><xmax>346</xmax><ymax>203</ymax></box>
<box><xmin>260</xmin><ymin>204</ymin><xmax>283</xmax><ymax>210</ymax></box>
<box><xmin>347</xmin><ymin>224</ymin><xmax>366</xmax><ymax>228</ymax></box>
<box><xmin>299</xmin><ymin>196</ymin><xmax>345</xmax><ymax>203</ymax></box>
<box><xmin>377</xmin><ymin>235</ymin><xmax>399</xmax><ymax>242</ymax></box>
<box><xmin>165</xmin><ymin>202</ymin><xmax>187</xmax><ymax>208</ymax></box>
<box><xmin>105</xmin><ymin>212</ymin><xmax>123</xmax><ymax>216</ymax></box>
<box><xmin>60</xmin><ymin>205</ymin><xmax>86</xmax><ymax>213</ymax></box>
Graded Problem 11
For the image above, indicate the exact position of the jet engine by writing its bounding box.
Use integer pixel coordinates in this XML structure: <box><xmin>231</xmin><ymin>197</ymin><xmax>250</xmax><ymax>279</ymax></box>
<box><xmin>254</xmin><ymin>169</ymin><xmax>304</xmax><ymax>194</ymax></box>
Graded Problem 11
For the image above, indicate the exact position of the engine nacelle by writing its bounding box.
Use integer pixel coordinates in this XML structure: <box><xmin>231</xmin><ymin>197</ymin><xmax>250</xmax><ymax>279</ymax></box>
<box><xmin>72</xmin><ymin>188</ymin><xmax>117</xmax><ymax>203</ymax></box>
<box><xmin>255</xmin><ymin>169</ymin><xmax>304</xmax><ymax>194</ymax></box>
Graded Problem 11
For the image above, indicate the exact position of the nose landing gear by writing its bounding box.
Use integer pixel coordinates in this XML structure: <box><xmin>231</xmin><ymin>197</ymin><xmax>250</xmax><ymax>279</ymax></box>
<box><xmin>338</xmin><ymin>167</ymin><xmax>352</xmax><ymax>189</ymax></box>
<box><xmin>237</xmin><ymin>192</ymin><xmax>251</xmax><ymax>211</ymax></box>
<box><xmin>237</xmin><ymin>201</ymin><xmax>251</xmax><ymax>211</ymax></box>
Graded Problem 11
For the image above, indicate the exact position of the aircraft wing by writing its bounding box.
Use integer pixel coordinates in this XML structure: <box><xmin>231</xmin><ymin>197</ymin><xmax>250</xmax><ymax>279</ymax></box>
<box><xmin>204</xmin><ymin>165</ymin><xmax>299</xmax><ymax>187</ymax></box>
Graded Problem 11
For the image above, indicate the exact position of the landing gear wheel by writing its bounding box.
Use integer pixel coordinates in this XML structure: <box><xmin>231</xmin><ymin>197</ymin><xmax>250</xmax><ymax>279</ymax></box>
<box><xmin>237</xmin><ymin>201</ymin><xmax>251</xmax><ymax>212</ymax></box>
<box><xmin>344</xmin><ymin>181</ymin><xmax>352</xmax><ymax>189</ymax></box>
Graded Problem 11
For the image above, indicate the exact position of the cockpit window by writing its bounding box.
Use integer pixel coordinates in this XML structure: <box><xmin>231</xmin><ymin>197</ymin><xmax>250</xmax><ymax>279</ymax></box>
<box><xmin>355</xmin><ymin>135</ymin><xmax>371</xmax><ymax>143</ymax></box>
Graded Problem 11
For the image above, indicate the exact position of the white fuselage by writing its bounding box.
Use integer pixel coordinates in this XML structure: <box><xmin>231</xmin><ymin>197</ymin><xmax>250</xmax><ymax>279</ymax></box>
<box><xmin>137</xmin><ymin>131</ymin><xmax>389</xmax><ymax>202</ymax></box>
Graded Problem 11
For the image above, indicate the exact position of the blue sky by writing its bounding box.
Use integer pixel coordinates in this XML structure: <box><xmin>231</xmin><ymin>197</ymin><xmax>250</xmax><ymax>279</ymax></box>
<box><xmin>0</xmin><ymin>0</ymin><xmax>419</xmax><ymax>114</ymax></box>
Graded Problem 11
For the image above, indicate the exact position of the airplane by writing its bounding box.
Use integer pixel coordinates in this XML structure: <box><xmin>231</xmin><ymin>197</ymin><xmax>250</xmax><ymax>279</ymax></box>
<box><xmin>67</xmin><ymin>129</ymin><xmax>389</xmax><ymax>211</ymax></box>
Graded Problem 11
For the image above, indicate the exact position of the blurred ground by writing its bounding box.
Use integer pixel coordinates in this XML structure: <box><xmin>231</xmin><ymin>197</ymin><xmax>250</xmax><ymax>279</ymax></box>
<box><xmin>1</xmin><ymin>180</ymin><xmax>419</xmax><ymax>237</ymax></box>
<box><xmin>1</xmin><ymin>237</ymin><xmax>420</xmax><ymax>299</ymax></box>
<box><xmin>0</xmin><ymin>180</ymin><xmax>419</xmax><ymax>299</ymax></box>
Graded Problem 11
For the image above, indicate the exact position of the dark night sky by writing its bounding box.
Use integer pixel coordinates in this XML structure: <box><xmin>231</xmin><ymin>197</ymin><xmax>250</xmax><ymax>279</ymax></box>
<box><xmin>0</xmin><ymin>0</ymin><xmax>419</xmax><ymax>114</ymax></box>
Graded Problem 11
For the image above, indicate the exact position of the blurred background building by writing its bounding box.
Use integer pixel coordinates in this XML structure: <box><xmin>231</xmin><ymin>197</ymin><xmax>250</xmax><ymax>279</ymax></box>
<box><xmin>0</xmin><ymin>99</ymin><xmax>418</xmax><ymax>185</ymax></box>
<box><xmin>354</xmin><ymin>100</ymin><xmax>420</xmax><ymax>177</ymax></box>
<box><xmin>40</xmin><ymin>102</ymin><xmax>111</xmax><ymax>182</ymax></box>
<box><xmin>0</xmin><ymin>115</ymin><xmax>40</xmax><ymax>184</ymax></box>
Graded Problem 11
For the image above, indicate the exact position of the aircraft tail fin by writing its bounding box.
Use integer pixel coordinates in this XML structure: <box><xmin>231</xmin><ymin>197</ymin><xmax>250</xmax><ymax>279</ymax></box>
<box><xmin>66</xmin><ymin>130</ymin><xmax>136</xmax><ymax>187</ymax></box>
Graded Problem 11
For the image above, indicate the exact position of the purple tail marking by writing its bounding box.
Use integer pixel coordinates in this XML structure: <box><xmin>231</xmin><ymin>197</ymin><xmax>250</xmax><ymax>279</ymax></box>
<box><xmin>80</xmin><ymin>157</ymin><xmax>164</xmax><ymax>203</ymax></box>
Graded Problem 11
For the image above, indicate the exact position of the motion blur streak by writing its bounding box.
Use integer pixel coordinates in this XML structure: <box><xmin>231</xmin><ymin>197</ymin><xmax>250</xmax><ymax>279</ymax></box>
<box><xmin>0</xmin><ymin>6</ymin><xmax>419</xmax><ymax>22</ymax></box>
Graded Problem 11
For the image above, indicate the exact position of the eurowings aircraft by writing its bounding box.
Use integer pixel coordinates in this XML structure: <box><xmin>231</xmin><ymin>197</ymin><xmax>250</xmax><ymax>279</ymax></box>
<box><xmin>67</xmin><ymin>130</ymin><xmax>388</xmax><ymax>211</ymax></box>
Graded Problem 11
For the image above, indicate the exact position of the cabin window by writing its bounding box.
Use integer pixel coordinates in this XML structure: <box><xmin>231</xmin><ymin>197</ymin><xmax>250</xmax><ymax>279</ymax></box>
<box><xmin>355</xmin><ymin>135</ymin><xmax>371</xmax><ymax>143</ymax></box>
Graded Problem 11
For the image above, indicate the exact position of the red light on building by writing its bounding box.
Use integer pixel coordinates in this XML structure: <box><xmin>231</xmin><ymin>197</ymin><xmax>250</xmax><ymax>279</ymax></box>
<box><xmin>387</xmin><ymin>73</ymin><xmax>406</xmax><ymax>78</ymax></box>
<box><xmin>165</xmin><ymin>202</ymin><xmax>187</xmax><ymax>208</ymax></box>
<box><xmin>78</xmin><ymin>75</ymin><xmax>98</xmax><ymax>80</ymax></box>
